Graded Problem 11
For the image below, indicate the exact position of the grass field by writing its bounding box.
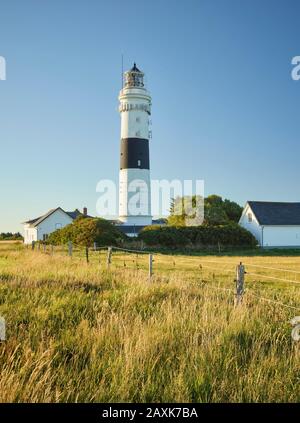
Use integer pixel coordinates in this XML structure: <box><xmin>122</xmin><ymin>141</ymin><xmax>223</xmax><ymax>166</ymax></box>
<box><xmin>0</xmin><ymin>241</ymin><xmax>300</xmax><ymax>402</ymax></box>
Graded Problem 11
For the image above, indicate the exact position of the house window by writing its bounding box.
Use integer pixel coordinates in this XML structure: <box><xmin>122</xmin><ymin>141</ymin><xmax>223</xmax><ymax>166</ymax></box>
<box><xmin>248</xmin><ymin>213</ymin><xmax>253</xmax><ymax>223</ymax></box>
<box><xmin>55</xmin><ymin>223</ymin><xmax>62</xmax><ymax>229</ymax></box>
<box><xmin>136</xmin><ymin>117</ymin><xmax>140</xmax><ymax>123</ymax></box>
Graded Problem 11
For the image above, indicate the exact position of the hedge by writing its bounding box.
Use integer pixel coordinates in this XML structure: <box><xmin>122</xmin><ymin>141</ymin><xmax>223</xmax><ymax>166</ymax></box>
<box><xmin>138</xmin><ymin>224</ymin><xmax>257</xmax><ymax>249</ymax></box>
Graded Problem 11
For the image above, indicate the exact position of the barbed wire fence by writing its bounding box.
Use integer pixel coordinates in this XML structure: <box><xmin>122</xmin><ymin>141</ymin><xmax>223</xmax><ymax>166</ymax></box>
<box><xmin>29</xmin><ymin>240</ymin><xmax>300</xmax><ymax>341</ymax></box>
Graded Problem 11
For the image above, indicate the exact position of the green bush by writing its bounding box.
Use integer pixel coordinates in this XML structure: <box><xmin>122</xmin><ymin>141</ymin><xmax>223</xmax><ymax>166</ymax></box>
<box><xmin>48</xmin><ymin>217</ymin><xmax>126</xmax><ymax>247</ymax></box>
<box><xmin>139</xmin><ymin>224</ymin><xmax>257</xmax><ymax>249</ymax></box>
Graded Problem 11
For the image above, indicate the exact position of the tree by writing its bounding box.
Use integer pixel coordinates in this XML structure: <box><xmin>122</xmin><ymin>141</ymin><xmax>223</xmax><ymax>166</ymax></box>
<box><xmin>47</xmin><ymin>218</ymin><xmax>126</xmax><ymax>246</ymax></box>
<box><xmin>0</xmin><ymin>232</ymin><xmax>23</xmax><ymax>241</ymax></box>
<box><xmin>204</xmin><ymin>204</ymin><xmax>228</xmax><ymax>225</ymax></box>
<box><xmin>205</xmin><ymin>195</ymin><xmax>223</xmax><ymax>207</ymax></box>
<box><xmin>223</xmin><ymin>199</ymin><xmax>243</xmax><ymax>223</ymax></box>
<box><xmin>168</xmin><ymin>195</ymin><xmax>204</xmax><ymax>226</ymax></box>
<box><xmin>168</xmin><ymin>195</ymin><xmax>243</xmax><ymax>226</ymax></box>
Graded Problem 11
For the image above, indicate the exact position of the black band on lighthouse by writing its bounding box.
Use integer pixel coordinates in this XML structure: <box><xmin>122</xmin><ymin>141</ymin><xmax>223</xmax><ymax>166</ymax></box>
<box><xmin>120</xmin><ymin>138</ymin><xmax>150</xmax><ymax>170</ymax></box>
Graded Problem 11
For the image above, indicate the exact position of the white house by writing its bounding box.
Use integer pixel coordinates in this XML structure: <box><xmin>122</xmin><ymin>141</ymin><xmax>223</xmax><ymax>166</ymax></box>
<box><xmin>239</xmin><ymin>201</ymin><xmax>300</xmax><ymax>248</ymax></box>
<box><xmin>23</xmin><ymin>207</ymin><xmax>89</xmax><ymax>244</ymax></box>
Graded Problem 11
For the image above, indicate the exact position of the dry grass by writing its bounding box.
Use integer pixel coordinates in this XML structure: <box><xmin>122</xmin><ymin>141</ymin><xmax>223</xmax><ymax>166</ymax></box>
<box><xmin>0</xmin><ymin>242</ymin><xmax>300</xmax><ymax>402</ymax></box>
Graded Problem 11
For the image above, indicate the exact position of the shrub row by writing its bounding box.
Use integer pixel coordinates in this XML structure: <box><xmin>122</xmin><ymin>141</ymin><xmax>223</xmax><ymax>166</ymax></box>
<box><xmin>139</xmin><ymin>224</ymin><xmax>257</xmax><ymax>249</ymax></box>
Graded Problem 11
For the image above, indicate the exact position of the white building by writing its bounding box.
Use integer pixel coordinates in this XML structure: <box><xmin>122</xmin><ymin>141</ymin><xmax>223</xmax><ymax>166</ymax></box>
<box><xmin>118</xmin><ymin>63</ymin><xmax>152</xmax><ymax>236</ymax></box>
<box><xmin>23</xmin><ymin>207</ymin><xmax>89</xmax><ymax>244</ymax></box>
<box><xmin>239</xmin><ymin>201</ymin><xmax>300</xmax><ymax>248</ymax></box>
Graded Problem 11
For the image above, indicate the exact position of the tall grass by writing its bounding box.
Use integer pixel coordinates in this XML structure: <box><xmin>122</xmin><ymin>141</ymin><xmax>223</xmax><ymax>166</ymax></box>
<box><xmin>0</xmin><ymin>243</ymin><xmax>300</xmax><ymax>402</ymax></box>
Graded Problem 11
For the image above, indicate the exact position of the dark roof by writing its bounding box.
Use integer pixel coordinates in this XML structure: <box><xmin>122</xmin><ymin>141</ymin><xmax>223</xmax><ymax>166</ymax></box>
<box><xmin>248</xmin><ymin>201</ymin><xmax>300</xmax><ymax>225</ymax></box>
<box><xmin>117</xmin><ymin>225</ymin><xmax>146</xmax><ymax>234</ymax></box>
<box><xmin>130</xmin><ymin>62</ymin><xmax>141</xmax><ymax>72</ymax></box>
<box><xmin>23</xmin><ymin>207</ymin><xmax>63</xmax><ymax>227</ymax></box>
<box><xmin>115</xmin><ymin>220</ymin><xmax>166</xmax><ymax>234</ymax></box>
<box><xmin>108</xmin><ymin>219</ymin><xmax>124</xmax><ymax>225</ymax></box>
<box><xmin>24</xmin><ymin>216</ymin><xmax>45</xmax><ymax>225</ymax></box>
<box><xmin>23</xmin><ymin>207</ymin><xmax>93</xmax><ymax>227</ymax></box>
<box><xmin>66</xmin><ymin>209</ymin><xmax>82</xmax><ymax>220</ymax></box>
<box><xmin>152</xmin><ymin>218</ymin><xmax>167</xmax><ymax>225</ymax></box>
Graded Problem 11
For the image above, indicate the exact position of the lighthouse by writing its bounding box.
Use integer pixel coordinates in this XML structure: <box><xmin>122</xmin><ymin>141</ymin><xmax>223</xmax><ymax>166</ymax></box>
<box><xmin>118</xmin><ymin>63</ymin><xmax>152</xmax><ymax>235</ymax></box>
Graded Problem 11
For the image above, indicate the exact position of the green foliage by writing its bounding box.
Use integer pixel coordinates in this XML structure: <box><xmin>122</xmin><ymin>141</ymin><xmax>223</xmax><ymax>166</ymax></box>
<box><xmin>47</xmin><ymin>217</ymin><xmax>126</xmax><ymax>247</ymax></box>
<box><xmin>168</xmin><ymin>195</ymin><xmax>243</xmax><ymax>226</ymax></box>
<box><xmin>139</xmin><ymin>223</ymin><xmax>257</xmax><ymax>249</ymax></box>
<box><xmin>168</xmin><ymin>196</ymin><xmax>204</xmax><ymax>226</ymax></box>
<box><xmin>223</xmin><ymin>199</ymin><xmax>244</xmax><ymax>222</ymax></box>
<box><xmin>205</xmin><ymin>194</ymin><xmax>223</xmax><ymax>207</ymax></box>
<box><xmin>204</xmin><ymin>204</ymin><xmax>228</xmax><ymax>225</ymax></box>
<box><xmin>0</xmin><ymin>232</ymin><xmax>23</xmax><ymax>241</ymax></box>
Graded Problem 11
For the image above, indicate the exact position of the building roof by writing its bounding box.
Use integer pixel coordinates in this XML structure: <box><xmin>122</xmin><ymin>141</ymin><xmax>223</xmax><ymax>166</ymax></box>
<box><xmin>152</xmin><ymin>218</ymin><xmax>168</xmax><ymax>225</ymax></box>
<box><xmin>23</xmin><ymin>207</ymin><xmax>92</xmax><ymax>227</ymax></box>
<box><xmin>66</xmin><ymin>209</ymin><xmax>82</xmax><ymax>220</ymax></box>
<box><xmin>248</xmin><ymin>201</ymin><xmax>300</xmax><ymax>225</ymax></box>
<box><xmin>117</xmin><ymin>225</ymin><xmax>146</xmax><ymax>234</ymax></box>
<box><xmin>130</xmin><ymin>62</ymin><xmax>141</xmax><ymax>72</ymax></box>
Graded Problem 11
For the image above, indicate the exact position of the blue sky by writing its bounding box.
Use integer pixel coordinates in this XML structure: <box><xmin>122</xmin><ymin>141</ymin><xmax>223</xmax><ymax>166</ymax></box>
<box><xmin>0</xmin><ymin>0</ymin><xmax>299</xmax><ymax>232</ymax></box>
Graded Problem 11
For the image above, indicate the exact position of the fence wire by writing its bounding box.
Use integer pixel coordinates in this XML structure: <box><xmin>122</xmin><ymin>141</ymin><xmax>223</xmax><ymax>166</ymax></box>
<box><xmin>244</xmin><ymin>263</ymin><xmax>300</xmax><ymax>275</ymax></box>
<box><xmin>247</xmin><ymin>272</ymin><xmax>300</xmax><ymax>285</ymax></box>
<box><xmin>246</xmin><ymin>289</ymin><xmax>300</xmax><ymax>312</ymax></box>
<box><xmin>33</xmin><ymin>243</ymin><xmax>300</xmax><ymax>315</ymax></box>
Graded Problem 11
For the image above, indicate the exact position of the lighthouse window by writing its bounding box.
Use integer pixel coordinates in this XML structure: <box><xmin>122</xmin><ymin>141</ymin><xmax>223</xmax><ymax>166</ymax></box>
<box><xmin>138</xmin><ymin>160</ymin><xmax>141</xmax><ymax>167</ymax></box>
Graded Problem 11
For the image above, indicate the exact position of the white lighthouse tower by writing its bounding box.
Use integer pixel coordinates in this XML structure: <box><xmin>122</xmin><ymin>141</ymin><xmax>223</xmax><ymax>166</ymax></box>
<box><xmin>118</xmin><ymin>63</ymin><xmax>152</xmax><ymax>235</ymax></box>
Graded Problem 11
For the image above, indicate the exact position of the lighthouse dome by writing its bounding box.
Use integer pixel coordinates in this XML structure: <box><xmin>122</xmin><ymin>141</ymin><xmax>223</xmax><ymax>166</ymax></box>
<box><xmin>124</xmin><ymin>63</ymin><xmax>144</xmax><ymax>88</ymax></box>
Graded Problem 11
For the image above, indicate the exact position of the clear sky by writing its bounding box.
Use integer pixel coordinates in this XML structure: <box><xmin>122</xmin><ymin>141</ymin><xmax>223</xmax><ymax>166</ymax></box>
<box><xmin>0</xmin><ymin>0</ymin><xmax>299</xmax><ymax>232</ymax></box>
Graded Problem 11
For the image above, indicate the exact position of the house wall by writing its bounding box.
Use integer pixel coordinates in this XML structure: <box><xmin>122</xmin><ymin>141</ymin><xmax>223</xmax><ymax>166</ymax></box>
<box><xmin>23</xmin><ymin>224</ymin><xmax>37</xmax><ymax>244</ymax></box>
<box><xmin>263</xmin><ymin>226</ymin><xmax>300</xmax><ymax>247</ymax></box>
<box><xmin>23</xmin><ymin>209</ymin><xmax>73</xmax><ymax>244</ymax></box>
<box><xmin>239</xmin><ymin>204</ymin><xmax>300</xmax><ymax>247</ymax></box>
<box><xmin>239</xmin><ymin>204</ymin><xmax>262</xmax><ymax>245</ymax></box>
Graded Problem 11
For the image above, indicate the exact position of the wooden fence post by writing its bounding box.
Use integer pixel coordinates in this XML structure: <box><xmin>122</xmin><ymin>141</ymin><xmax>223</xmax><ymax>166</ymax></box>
<box><xmin>235</xmin><ymin>262</ymin><xmax>245</xmax><ymax>306</ymax></box>
<box><xmin>43</xmin><ymin>243</ymin><xmax>46</xmax><ymax>253</ymax></box>
<box><xmin>107</xmin><ymin>247</ymin><xmax>112</xmax><ymax>269</ymax></box>
<box><xmin>32</xmin><ymin>241</ymin><xmax>35</xmax><ymax>251</ymax></box>
<box><xmin>85</xmin><ymin>247</ymin><xmax>89</xmax><ymax>264</ymax></box>
<box><xmin>94</xmin><ymin>242</ymin><xmax>97</xmax><ymax>251</ymax></box>
<box><xmin>149</xmin><ymin>254</ymin><xmax>153</xmax><ymax>281</ymax></box>
<box><xmin>51</xmin><ymin>245</ymin><xmax>54</xmax><ymax>256</ymax></box>
<box><xmin>68</xmin><ymin>241</ymin><xmax>73</xmax><ymax>257</ymax></box>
